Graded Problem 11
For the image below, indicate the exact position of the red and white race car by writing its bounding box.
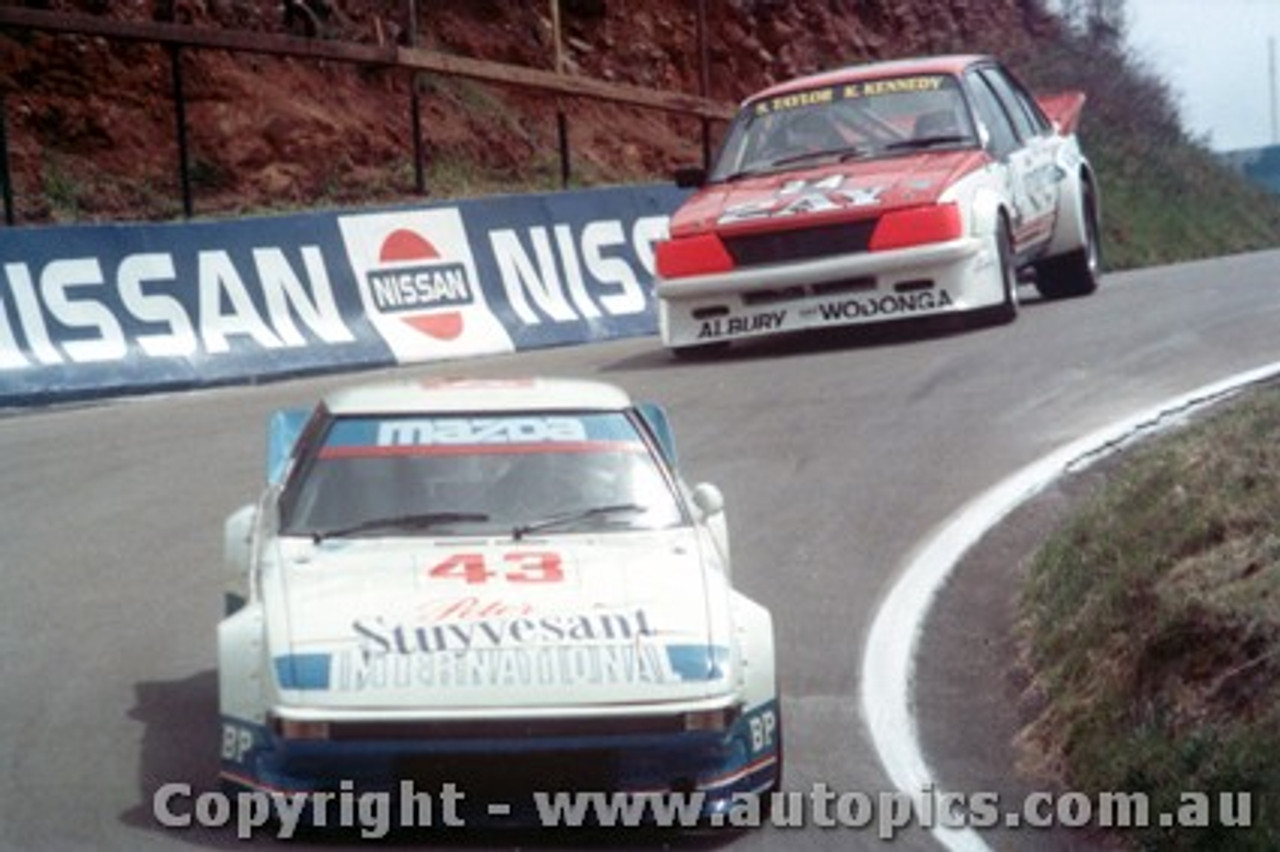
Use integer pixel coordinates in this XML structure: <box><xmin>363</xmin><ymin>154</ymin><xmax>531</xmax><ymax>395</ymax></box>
<box><xmin>654</xmin><ymin>54</ymin><xmax>1100</xmax><ymax>356</ymax></box>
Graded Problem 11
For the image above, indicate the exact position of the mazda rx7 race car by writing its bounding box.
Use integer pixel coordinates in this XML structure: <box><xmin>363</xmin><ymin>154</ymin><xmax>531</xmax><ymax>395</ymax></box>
<box><xmin>219</xmin><ymin>377</ymin><xmax>780</xmax><ymax>823</ymax></box>
<box><xmin>655</xmin><ymin>54</ymin><xmax>1101</xmax><ymax>356</ymax></box>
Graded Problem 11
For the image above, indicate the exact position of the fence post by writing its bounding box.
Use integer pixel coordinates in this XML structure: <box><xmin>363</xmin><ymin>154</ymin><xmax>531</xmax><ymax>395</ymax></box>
<box><xmin>0</xmin><ymin>90</ymin><xmax>14</xmax><ymax>226</ymax></box>
<box><xmin>558</xmin><ymin>111</ymin><xmax>570</xmax><ymax>188</ymax></box>
<box><xmin>169</xmin><ymin>44</ymin><xmax>193</xmax><ymax>218</ymax></box>
<box><xmin>406</xmin><ymin>0</ymin><xmax>426</xmax><ymax>194</ymax></box>
<box><xmin>552</xmin><ymin>0</ymin><xmax>569</xmax><ymax>188</ymax></box>
<box><xmin>696</xmin><ymin>0</ymin><xmax>712</xmax><ymax>170</ymax></box>
<box><xmin>410</xmin><ymin>78</ymin><xmax>426</xmax><ymax>194</ymax></box>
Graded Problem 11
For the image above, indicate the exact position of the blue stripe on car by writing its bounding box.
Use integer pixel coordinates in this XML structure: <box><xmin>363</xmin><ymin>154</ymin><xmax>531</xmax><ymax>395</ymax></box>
<box><xmin>274</xmin><ymin>653</ymin><xmax>332</xmax><ymax>689</ymax></box>
<box><xmin>666</xmin><ymin>644</ymin><xmax>730</xmax><ymax>680</ymax></box>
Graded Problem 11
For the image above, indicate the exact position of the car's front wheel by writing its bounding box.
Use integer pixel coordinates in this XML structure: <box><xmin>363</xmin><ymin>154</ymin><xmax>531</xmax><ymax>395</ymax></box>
<box><xmin>991</xmin><ymin>215</ymin><xmax>1018</xmax><ymax>324</ymax></box>
<box><xmin>1034</xmin><ymin>180</ymin><xmax>1101</xmax><ymax>299</ymax></box>
<box><xmin>976</xmin><ymin>214</ymin><xmax>1018</xmax><ymax>326</ymax></box>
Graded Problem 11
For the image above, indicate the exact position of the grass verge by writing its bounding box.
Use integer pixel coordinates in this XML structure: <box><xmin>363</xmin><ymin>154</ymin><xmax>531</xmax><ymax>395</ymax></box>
<box><xmin>1086</xmin><ymin>134</ymin><xmax>1280</xmax><ymax>271</ymax></box>
<box><xmin>1018</xmin><ymin>385</ymin><xmax>1280</xmax><ymax>850</ymax></box>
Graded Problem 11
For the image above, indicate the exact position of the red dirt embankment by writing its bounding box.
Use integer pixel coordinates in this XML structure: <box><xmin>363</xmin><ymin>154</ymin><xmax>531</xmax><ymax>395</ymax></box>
<box><xmin>0</xmin><ymin>0</ymin><xmax>1061</xmax><ymax>222</ymax></box>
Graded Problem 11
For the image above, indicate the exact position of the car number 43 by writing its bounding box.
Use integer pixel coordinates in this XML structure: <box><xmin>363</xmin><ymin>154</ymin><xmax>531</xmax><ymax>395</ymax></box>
<box><xmin>424</xmin><ymin>551</ymin><xmax>565</xmax><ymax>585</ymax></box>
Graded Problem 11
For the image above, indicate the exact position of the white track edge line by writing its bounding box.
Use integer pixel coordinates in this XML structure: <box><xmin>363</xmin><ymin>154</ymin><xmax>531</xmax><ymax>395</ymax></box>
<box><xmin>860</xmin><ymin>361</ymin><xmax>1280</xmax><ymax>851</ymax></box>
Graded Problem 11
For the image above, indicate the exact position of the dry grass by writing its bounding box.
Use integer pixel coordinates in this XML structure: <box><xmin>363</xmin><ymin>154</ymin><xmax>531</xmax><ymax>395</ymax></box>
<box><xmin>1019</xmin><ymin>386</ymin><xmax>1280</xmax><ymax>849</ymax></box>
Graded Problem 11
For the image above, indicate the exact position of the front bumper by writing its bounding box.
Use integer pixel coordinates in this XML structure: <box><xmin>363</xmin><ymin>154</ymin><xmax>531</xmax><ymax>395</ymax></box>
<box><xmin>656</xmin><ymin>236</ymin><xmax>1000</xmax><ymax>348</ymax></box>
<box><xmin>219</xmin><ymin>700</ymin><xmax>781</xmax><ymax>826</ymax></box>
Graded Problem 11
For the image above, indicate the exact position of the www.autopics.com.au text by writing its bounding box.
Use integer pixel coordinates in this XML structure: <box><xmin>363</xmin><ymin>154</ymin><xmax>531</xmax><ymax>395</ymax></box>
<box><xmin>153</xmin><ymin>781</ymin><xmax>1253</xmax><ymax>840</ymax></box>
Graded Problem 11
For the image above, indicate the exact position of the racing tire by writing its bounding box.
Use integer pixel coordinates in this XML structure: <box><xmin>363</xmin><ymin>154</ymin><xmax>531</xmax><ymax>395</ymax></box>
<box><xmin>695</xmin><ymin>700</ymin><xmax>783</xmax><ymax>835</ymax></box>
<box><xmin>1034</xmin><ymin>180</ymin><xmax>1101</xmax><ymax>300</ymax></box>
<box><xmin>767</xmin><ymin>700</ymin><xmax>784</xmax><ymax>796</ymax></box>
<box><xmin>991</xmin><ymin>216</ymin><xmax>1019</xmax><ymax>324</ymax></box>
<box><xmin>976</xmin><ymin>215</ymin><xmax>1018</xmax><ymax>326</ymax></box>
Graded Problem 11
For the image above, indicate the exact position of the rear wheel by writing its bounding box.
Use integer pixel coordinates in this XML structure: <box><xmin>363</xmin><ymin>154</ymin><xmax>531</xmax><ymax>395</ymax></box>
<box><xmin>1034</xmin><ymin>180</ymin><xmax>1101</xmax><ymax>299</ymax></box>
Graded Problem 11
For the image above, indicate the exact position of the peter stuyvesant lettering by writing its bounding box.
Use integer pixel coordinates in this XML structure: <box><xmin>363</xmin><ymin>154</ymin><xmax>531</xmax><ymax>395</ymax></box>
<box><xmin>337</xmin><ymin>641</ymin><xmax>680</xmax><ymax>690</ymax></box>
<box><xmin>336</xmin><ymin>609</ymin><xmax>678</xmax><ymax>691</ymax></box>
<box><xmin>352</xmin><ymin>608</ymin><xmax>654</xmax><ymax>657</ymax></box>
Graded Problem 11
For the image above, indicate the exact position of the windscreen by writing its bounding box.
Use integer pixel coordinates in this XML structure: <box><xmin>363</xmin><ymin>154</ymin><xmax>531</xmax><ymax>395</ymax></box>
<box><xmin>280</xmin><ymin>411</ymin><xmax>685</xmax><ymax>537</ymax></box>
<box><xmin>711</xmin><ymin>73</ymin><xmax>976</xmax><ymax>180</ymax></box>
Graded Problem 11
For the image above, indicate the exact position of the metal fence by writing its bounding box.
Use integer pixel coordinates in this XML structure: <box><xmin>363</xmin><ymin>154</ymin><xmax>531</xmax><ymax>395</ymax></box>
<box><xmin>0</xmin><ymin>2</ymin><xmax>734</xmax><ymax>225</ymax></box>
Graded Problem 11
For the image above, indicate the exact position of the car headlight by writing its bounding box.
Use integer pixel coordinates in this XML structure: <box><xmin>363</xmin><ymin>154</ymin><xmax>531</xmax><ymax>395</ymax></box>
<box><xmin>868</xmin><ymin>203</ymin><xmax>963</xmax><ymax>251</ymax></box>
<box><xmin>655</xmin><ymin>233</ymin><xmax>736</xmax><ymax>279</ymax></box>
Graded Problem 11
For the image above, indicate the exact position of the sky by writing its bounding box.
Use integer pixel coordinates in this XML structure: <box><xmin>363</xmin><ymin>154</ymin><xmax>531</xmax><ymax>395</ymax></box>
<box><xmin>1123</xmin><ymin>0</ymin><xmax>1280</xmax><ymax>151</ymax></box>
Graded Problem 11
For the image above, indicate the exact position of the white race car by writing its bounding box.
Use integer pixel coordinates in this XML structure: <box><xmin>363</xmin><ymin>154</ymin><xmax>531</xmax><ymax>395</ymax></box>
<box><xmin>655</xmin><ymin>54</ymin><xmax>1101</xmax><ymax>356</ymax></box>
<box><xmin>219</xmin><ymin>377</ymin><xmax>780</xmax><ymax>824</ymax></box>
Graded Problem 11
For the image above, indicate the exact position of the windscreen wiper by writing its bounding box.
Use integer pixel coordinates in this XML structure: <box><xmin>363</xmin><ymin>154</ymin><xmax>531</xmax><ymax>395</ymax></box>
<box><xmin>512</xmin><ymin>503</ymin><xmax>646</xmax><ymax>541</ymax></box>
<box><xmin>715</xmin><ymin>166</ymin><xmax>772</xmax><ymax>183</ymax></box>
<box><xmin>883</xmin><ymin>134</ymin><xmax>973</xmax><ymax>151</ymax></box>
<box><xmin>312</xmin><ymin>511</ymin><xmax>490</xmax><ymax>543</ymax></box>
<box><xmin>770</xmin><ymin>145</ymin><xmax>871</xmax><ymax>168</ymax></box>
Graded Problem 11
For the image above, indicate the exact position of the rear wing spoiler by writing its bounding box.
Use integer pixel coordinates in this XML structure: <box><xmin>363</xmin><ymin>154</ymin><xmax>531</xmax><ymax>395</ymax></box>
<box><xmin>1036</xmin><ymin>91</ymin><xmax>1087</xmax><ymax>136</ymax></box>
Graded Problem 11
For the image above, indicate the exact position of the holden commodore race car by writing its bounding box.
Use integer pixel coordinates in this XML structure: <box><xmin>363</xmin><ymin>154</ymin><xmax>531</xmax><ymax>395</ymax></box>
<box><xmin>654</xmin><ymin>54</ymin><xmax>1101</xmax><ymax>356</ymax></box>
<box><xmin>219</xmin><ymin>377</ymin><xmax>780</xmax><ymax>826</ymax></box>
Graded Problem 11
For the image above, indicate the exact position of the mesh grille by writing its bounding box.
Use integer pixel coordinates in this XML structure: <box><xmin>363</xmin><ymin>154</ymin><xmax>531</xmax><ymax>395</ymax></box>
<box><xmin>723</xmin><ymin>219</ymin><xmax>878</xmax><ymax>266</ymax></box>
<box><xmin>329</xmin><ymin>714</ymin><xmax>686</xmax><ymax>741</ymax></box>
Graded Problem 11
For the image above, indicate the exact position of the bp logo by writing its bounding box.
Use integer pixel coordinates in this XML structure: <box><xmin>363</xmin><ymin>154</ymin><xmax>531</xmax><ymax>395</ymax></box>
<box><xmin>366</xmin><ymin>228</ymin><xmax>473</xmax><ymax>341</ymax></box>
<box><xmin>338</xmin><ymin>209</ymin><xmax>515</xmax><ymax>363</ymax></box>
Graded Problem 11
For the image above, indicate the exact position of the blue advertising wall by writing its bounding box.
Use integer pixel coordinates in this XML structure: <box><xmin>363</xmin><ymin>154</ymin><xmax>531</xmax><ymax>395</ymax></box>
<box><xmin>0</xmin><ymin>184</ymin><xmax>689</xmax><ymax>407</ymax></box>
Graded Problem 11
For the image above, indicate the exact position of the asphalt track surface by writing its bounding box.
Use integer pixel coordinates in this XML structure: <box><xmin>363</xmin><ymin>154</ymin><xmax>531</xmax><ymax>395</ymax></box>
<box><xmin>3</xmin><ymin>250</ymin><xmax>1280</xmax><ymax>851</ymax></box>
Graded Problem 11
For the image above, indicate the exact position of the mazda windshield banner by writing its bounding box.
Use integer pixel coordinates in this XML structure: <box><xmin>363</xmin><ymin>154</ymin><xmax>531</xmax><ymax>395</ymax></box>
<box><xmin>0</xmin><ymin>184</ymin><xmax>687</xmax><ymax>406</ymax></box>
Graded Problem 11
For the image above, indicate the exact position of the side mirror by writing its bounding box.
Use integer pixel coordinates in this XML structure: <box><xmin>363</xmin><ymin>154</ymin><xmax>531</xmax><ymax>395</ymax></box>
<box><xmin>690</xmin><ymin>482</ymin><xmax>725</xmax><ymax>518</ymax></box>
<box><xmin>224</xmin><ymin>504</ymin><xmax>257</xmax><ymax>575</ymax></box>
<box><xmin>691</xmin><ymin>482</ymin><xmax>730</xmax><ymax>567</ymax></box>
<box><xmin>674</xmin><ymin>166</ymin><xmax>707</xmax><ymax>189</ymax></box>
